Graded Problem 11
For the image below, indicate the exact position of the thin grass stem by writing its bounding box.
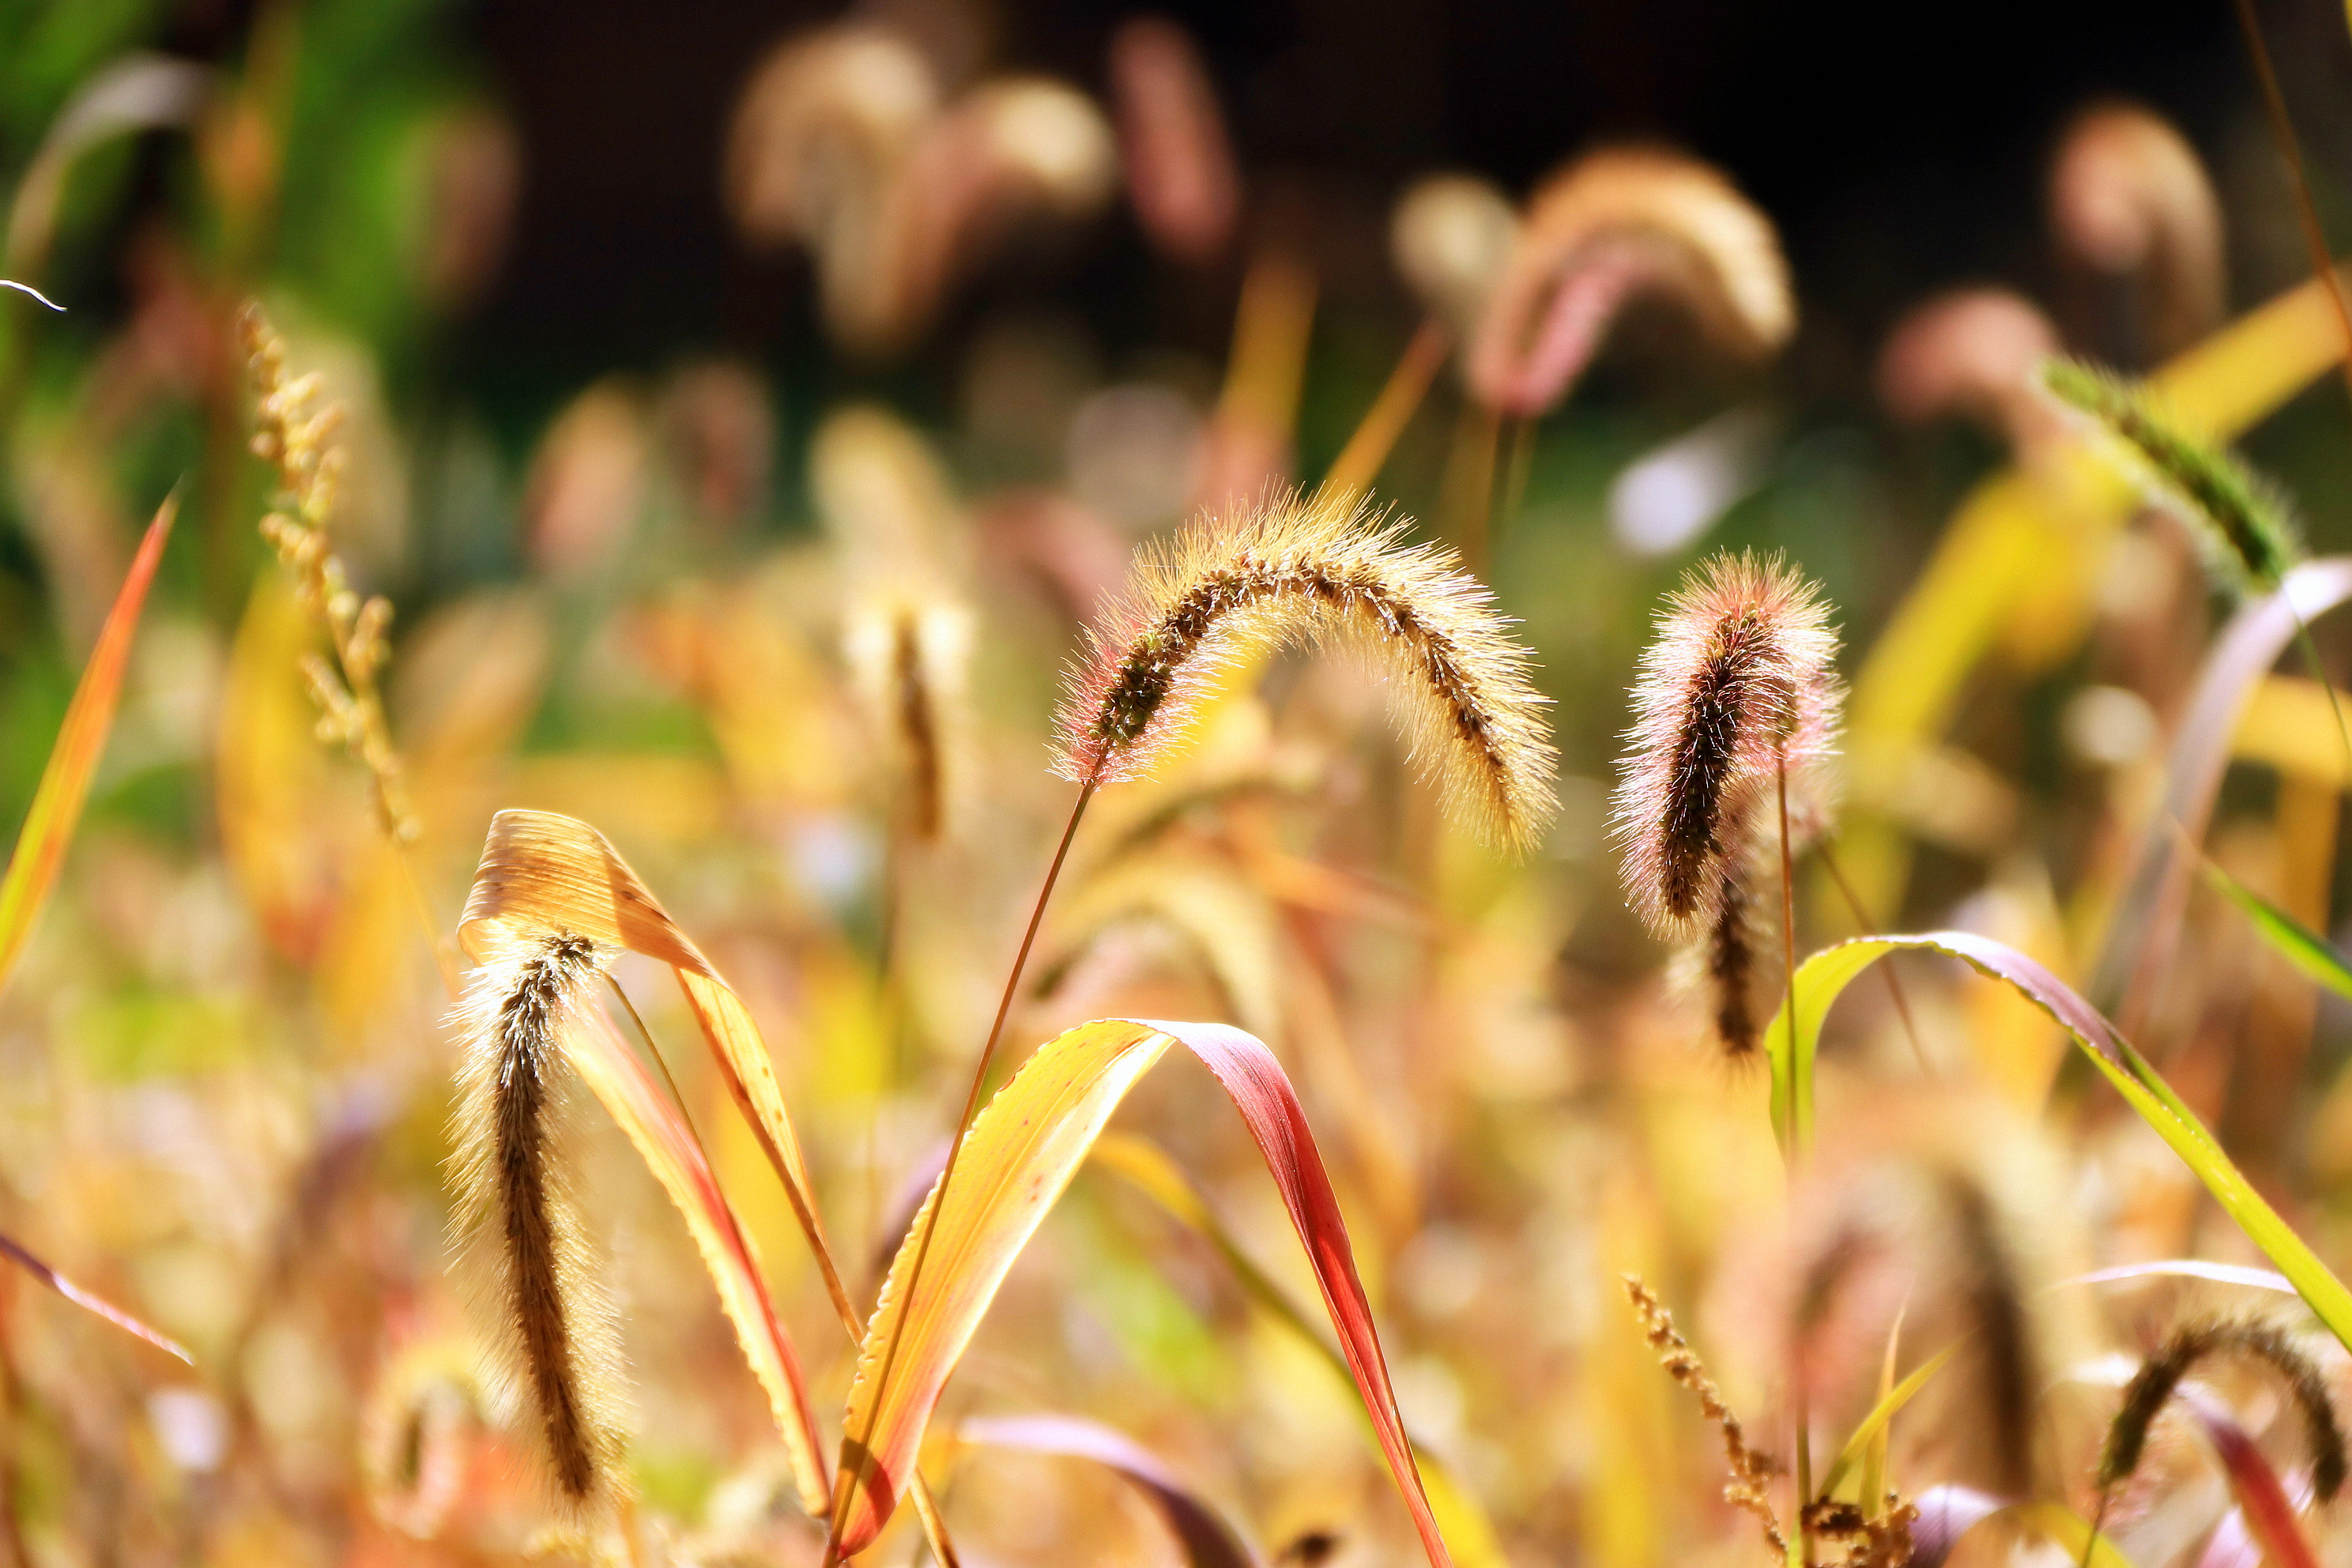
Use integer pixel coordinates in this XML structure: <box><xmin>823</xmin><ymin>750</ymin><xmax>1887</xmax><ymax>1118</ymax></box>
<box><xmin>827</xmin><ymin>777</ymin><xmax>1100</xmax><ymax>1564</ymax></box>
<box><xmin>2233</xmin><ymin>0</ymin><xmax>2352</xmax><ymax>410</ymax></box>
<box><xmin>1776</xmin><ymin>756</ymin><xmax>1814</xmax><ymax>1566</ymax></box>
<box><xmin>1321</xmin><ymin>320</ymin><xmax>1448</xmax><ymax>502</ymax></box>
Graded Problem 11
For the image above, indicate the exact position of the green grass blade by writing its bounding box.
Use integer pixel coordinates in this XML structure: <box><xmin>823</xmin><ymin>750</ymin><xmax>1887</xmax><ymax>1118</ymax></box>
<box><xmin>0</xmin><ymin>495</ymin><xmax>175</xmax><ymax>996</ymax></box>
<box><xmin>1817</xmin><ymin>1341</ymin><xmax>1958</xmax><ymax>1499</ymax></box>
<box><xmin>1764</xmin><ymin>932</ymin><xmax>2352</xmax><ymax>1352</ymax></box>
<box><xmin>2202</xmin><ymin>858</ymin><xmax>2352</xmax><ymax>1001</ymax></box>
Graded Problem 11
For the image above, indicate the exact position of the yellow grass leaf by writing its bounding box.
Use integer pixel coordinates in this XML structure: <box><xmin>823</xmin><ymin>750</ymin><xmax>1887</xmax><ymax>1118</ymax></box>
<box><xmin>829</xmin><ymin>1017</ymin><xmax>1451</xmax><ymax>1567</ymax></box>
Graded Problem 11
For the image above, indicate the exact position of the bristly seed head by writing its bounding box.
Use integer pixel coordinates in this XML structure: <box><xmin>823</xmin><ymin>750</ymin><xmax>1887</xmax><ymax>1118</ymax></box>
<box><xmin>2042</xmin><ymin>357</ymin><xmax>2303</xmax><ymax>594</ymax></box>
<box><xmin>2101</xmin><ymin>1317</ymin><xmax>2346</xmax><ymax>1500</ymax></box>
<box><xmin>1614</xmin><ymin>550</ymin><xmax>1841</xmax><ymax>939</ymax></box>
<box><xmin>1054</xmin><ymin>488</ymin><xmax>1559</xmax><ymax>852</ymax></box>
<box><xmin>448</xmin><ymin>929</ymin><xmax>628</xmax><ymax>1511</ymax></box>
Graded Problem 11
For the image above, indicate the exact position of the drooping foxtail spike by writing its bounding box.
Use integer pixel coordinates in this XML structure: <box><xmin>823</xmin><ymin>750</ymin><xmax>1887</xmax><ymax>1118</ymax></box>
<box><xmin>1053</xmin><ymin>488</ymin><xmax>1559</xmax><ymax>850</ymax></box>
<box><xmin>2101</xmin><ymin>1317</ymin><xmax>2346</xmax><ymax>1500</ymax></box>
<box><xmin>1614</xmin><ymin>551</ymin><xmax>1841</xmax><ymax>939</ymax></box>
<box><xmin>2041</xmin><ymin>358</ymin><xmax>2303</xmax><ymax>594</ymax></box>
<box><xmin>447</xmin><ymin>930</ymin><xmax>629</xmax><ymax>1510</ymax></box>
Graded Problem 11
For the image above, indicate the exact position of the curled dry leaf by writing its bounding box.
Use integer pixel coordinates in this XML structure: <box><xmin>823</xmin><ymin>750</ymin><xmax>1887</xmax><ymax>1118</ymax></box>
<box><xmin>458</xmin><ymin>811</ymin><xmax>842</xmax><ymax>1314</ymax></box>
<box><xmin>1465</xmin><ymin>145</ymin><xmax>1792</xmax><ymax>416</ymax></box>
<box><xmin>826</xmin><ymin>1017</ymin><xmax>1454</xmax><ymax>1568</ymax></box>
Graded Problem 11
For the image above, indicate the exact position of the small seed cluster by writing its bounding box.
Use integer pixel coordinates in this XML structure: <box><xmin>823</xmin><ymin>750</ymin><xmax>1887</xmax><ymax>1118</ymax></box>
<box><xmin>1623</xmin><ymin>1274</ymin><xmax>1786</xmax><ymax>1555</ymax></box>
<box><xmin>241</xmin><ymin>303</ymin><xmax>418</xmax><ymax>842</ymax></box>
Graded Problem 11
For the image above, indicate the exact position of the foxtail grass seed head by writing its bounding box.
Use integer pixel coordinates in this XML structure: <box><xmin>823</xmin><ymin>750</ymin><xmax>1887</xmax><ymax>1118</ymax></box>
<box><xmin>2101</xmin><ymin>1318</ymin><xmax>2346</xmax><ymax>1500</ymax></box>
<box><xmin>448</xmin><ymin>930</ymin><xmax>629</xmax><ymax>1510</ymax></box>
<box><xmin>1054</xmin><ymin>490</ymin><xmax>1559</xmax><ymax>850</ymax></box>
<box><xmin>2042</xmin><ymin>359</ymin><xmax>2303</xmax><ymax>594</ymax></box>
<box><xmin>1938</xmin><ymin>1173</ymin><xmax>2034</xmax><ymax>1495</ymax></box>
<box><xmin>1615</xmin><ymin>551</ymin><xmax>1841</xmax><ymax>938</ymax></box>
<box><xmin>846</xmin><ymin>595</ymin><xmax>973</xmax><ymax>840</ymax></box>
<box><xmin>1467</xmin><ymin>145</ymin><xmax>1792</xmax><ymax>416</ymax></box>
<box><xmin>2049</xmin><ymin>102</ymin><xmax>2224</xmax><ymax>352</ymax></box>
<box><xmin>1390</xmin><ymin>172</ymin><xmax>1520</xmax><ymax>338</ymax></box>
<box><xmin>1702</xmin><ymin>859</ymin><xmax>1765</xmax><ymax>1057</ymax></box>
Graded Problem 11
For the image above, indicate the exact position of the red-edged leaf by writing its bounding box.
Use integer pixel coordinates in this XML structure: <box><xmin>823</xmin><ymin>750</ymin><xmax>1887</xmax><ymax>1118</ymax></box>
<box><xmin>0</xmin><ymin>493</ymin><xmax>175</xmax><ymax>995</ymax></box>
<box><xmin>828</xmin><ymin>1017</ymin><xmax>1451</xmax><ymax>1567</ymax></box>
<box><xmin>2181</xmin><ymin>1386</ymin><xmax>2320</xmax><ymax>1568</ymax></box>
<box><xmin>959</xmin><ymin>1413</ymin><xmax>1259</xmax><ymax>1568</ymax></box>
<box><xmin>564</xmin><ymin>1001</ymin><xmax>830</xmax><ymax>1516</ymax></box>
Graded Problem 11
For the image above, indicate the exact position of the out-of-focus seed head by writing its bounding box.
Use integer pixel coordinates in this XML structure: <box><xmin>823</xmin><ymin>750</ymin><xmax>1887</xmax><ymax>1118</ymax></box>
<box><xmin>1391</xmin><ymin>172</ymin><xmax>1519</xmax><ymax>339</ymax></box>
<box><xmin>2043</xmin><ymin>357</ymin><xmax>2302</xmax><ymax>594</ymax></box>
<box><xmin>1467</xmin><ymin>146</ymin><xmax>1792</xmax><ymax>416</ymax></box>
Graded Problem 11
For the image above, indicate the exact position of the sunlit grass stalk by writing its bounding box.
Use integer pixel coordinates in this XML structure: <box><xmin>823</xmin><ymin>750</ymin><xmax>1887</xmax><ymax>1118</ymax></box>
<box><xmin>1321</xmin><ymin>319</ymin><xmax>1448</xmax><ymax>503</ymax></box>
<box><xmin>831</xmin><ymin>492</ymin><xmax>1557</xmax><ymax>1560</ymax></box>
<box><xmin>239</xmin><ymin>304</ymin><xmax>457</xmax><ymax>994</ymax></box>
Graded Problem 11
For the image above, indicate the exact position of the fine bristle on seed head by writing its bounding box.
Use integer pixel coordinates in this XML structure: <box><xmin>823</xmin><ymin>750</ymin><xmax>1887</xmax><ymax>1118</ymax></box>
<box><xmin>2041</xmin><ymin>358</ymin><xmax>2303</xmax><ymax>594</ymax></box>
<box><xmin>1053</xmin><ymin>488</ymin><xmax>1560</xmax><ymax>851</ymax></box>
<box><xmin>1614</xmin><ymin>550</ymin><xmax>1841</xmax><ymax>940</ymax></box>
<box><xmin>447</xmin><ymin>929</ymin><xmax>630</xmax><ymax>1512</ymax></box>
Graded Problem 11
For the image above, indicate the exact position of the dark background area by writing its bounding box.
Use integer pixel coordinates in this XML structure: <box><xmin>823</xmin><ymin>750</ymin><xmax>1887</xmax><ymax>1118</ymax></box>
<box><xmin>452</xmin><ymin>0</ymin><xmax>2343</xmax><ymax>384</ymax></box>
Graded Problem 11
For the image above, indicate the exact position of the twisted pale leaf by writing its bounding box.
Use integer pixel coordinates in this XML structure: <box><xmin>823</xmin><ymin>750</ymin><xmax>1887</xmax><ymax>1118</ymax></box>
<box><xmin>828</xmin><ymin>1018</ymin><xmax>1450</xmax><ymax>1568</ymax></box>
<box><xmin>2090</xmin><ymin>557</ymin><xmax>2352</xmax><ymax>1012</ymax></box>
<box><xmin>0</xmin><ymin>494</ymin><xmax>175</xmax><ymax>994</ymax></box>
<box><xmin>1766</xmin><ymin>933</ymin><xmax>2352</xmax><ymax>1351</ymax></box>
<box><xmin>1905</xmin><ymin>1487</ymin><xmax>2140</xmax><ymax>1568</ymax></box>
<box><xmin>1091</xmin><ymin>1132</ymin><xmax>1510</xmax><ymax>1568</ymax></box>
<box><xmin>458</xmin><ymin>810</ymin><xmax>846</xmax><ymax>1314</ymax></box>
<box><xmin>959</xmin><ymin>1413</ymin><xmax>1258</xmax><ymax>1568</ymax></box>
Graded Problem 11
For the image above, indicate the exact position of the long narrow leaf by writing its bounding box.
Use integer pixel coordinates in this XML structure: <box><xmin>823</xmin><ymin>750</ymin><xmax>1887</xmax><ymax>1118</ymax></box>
<box><xmin>1815</xmin><ymin>1342</ymin><xmax>1958</xmax><ymax>1498</ymax></box>
<box><xmin>828</xmin><ymin>1018</ymin><xmax>1451</xmax><ymax>1568</ymax></box>
<box><xmin>1766</xmin><ymin>933</ymin><xmax>2352</xmax><ymax>1351</ymax></box>
<box><xmin>2202</xmin><ymin>858</ymin><xmax>2352</xmax><ymax>1001</ymax></box>
<box><xmin>2067</xmin><ymin>1261</ymin><xmax>2297</xmax><ymax>1293</ymax></box>
<box><xmin>0</xmin><ymin>494</ymin><xmax>175</xmax><ymax>994</ymax></box>
<box><xmin>564</xmin><ymin>1004</ymin><xmax>831</xmax><ymax>1517</ymax></box>
<box><xmin>1091</xmin><ymin>1132</ymin><xmax>1511</xmax><ymax>1568</ymax></box>
<box><xmin>458</xmin><ymin>811</ymin><xmax>846</xmax><ymax>1313</ymax></box>
<box><xmin>959</xmin><ymin>1413</ymin><xmax>1259</xmax><ymax>1568</ymax></box>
